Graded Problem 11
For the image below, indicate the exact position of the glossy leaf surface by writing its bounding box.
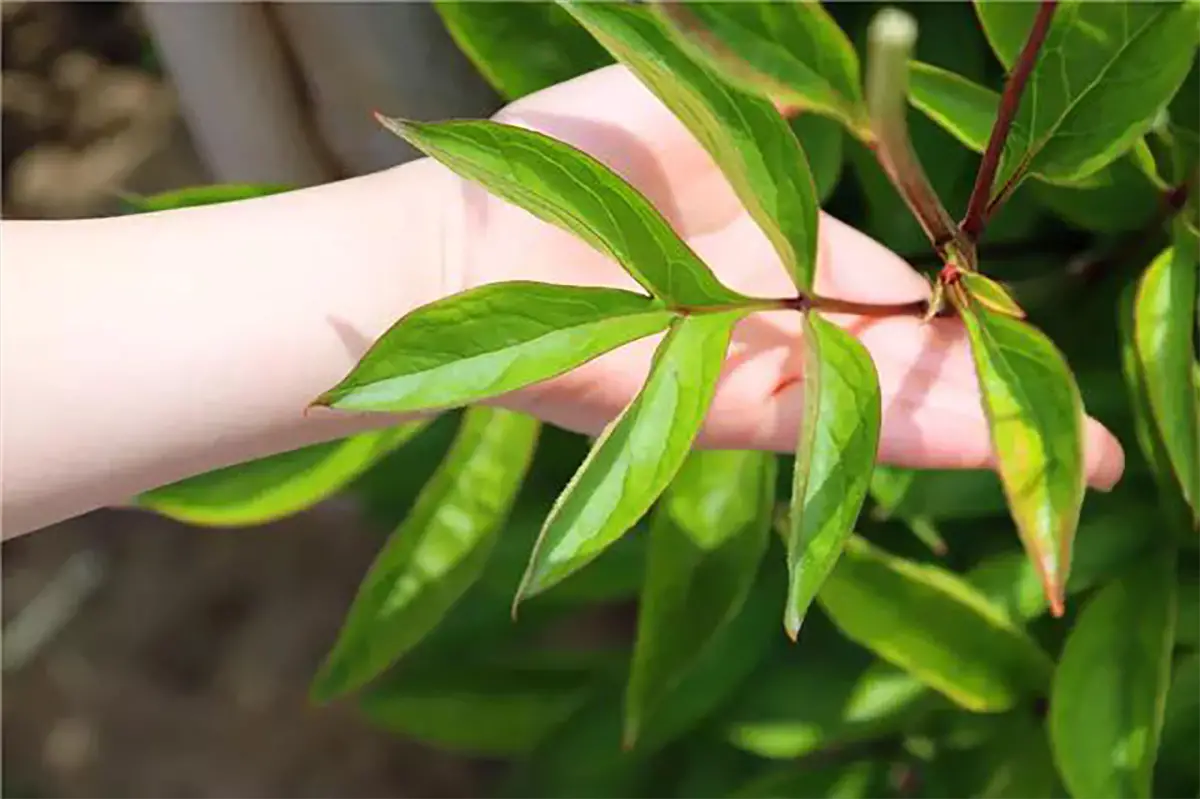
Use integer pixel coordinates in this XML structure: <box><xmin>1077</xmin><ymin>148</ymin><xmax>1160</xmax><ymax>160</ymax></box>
<box><xmin>975</xmin><ymin>0</ymin><xmax>1200</xmax><ymax>191</ymax></box>
<box><xmin>786</xmin><ymin>312</ymin><xmax>881</xmax><ymax>636</ymax></box>
<box><xmin>378</xmin><ymin>116</ymin><xmax>742</xmax><ymax>306</ymax></box>
<box><xmin>624</xmin><ymin>449</ymin><xmax>776</xmax><ymax>746</ymax></box>
<box><xmin>563</xmin><ymin>1</ymin><xmax>820</xmax><ymax>291</ymax></box>
<box><xmin>316</xmin><ymin>282</ymin><xmax>674</xmax><ymax>412</ymax></box>
<box><xmin>1050</xmin><ymin>548</ymin><xmax>1178</xmax><ymax>799</ymax></box>
<box><xmin>515</xmin><ymin>311</ymin><xmax>741</xmax><ymax>603</ymax></box>
<box><xmin>434</xmin><ymin>0</ymin><xmax>611</xmax><ymax>100</ymax></box>
<box><xmin>957</xmin><ymin>296</ymin><xmax>1087</xmax><ymax>615</ymax></box>
<box><xmin>312</xmin><ymin>408</ymin><xmax>539</xmax><ymax>700</ymax></box>
<box><xmin>907</xmin><ymin>60</ymin><xmax>997</xmax><ymax>154</ymax></box>
<box><xmin>1132</xmin><ymin>242</ymin><xmax>1200</xmax><ymax>518</ymax></box>
<box><xmin>651</xmin><ymin>0</ymin><xmax>869</xmax><ymax>134</ymax></box>
<box><xmin>818</xmin><ymin>536</ymin><xmax>1053</xmax><ymax>713</ymax></box>
<box><xmin>139</xmin><ymin>423</ymin><xmax>427</xmax><ymax>527</ymax></box>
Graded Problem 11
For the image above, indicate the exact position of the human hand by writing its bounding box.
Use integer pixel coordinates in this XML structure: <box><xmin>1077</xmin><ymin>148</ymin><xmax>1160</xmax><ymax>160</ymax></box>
<box><xmin>437</xmin><ymin>64</ymin><xmax>1124</xmax><ymax>490</ymax></box>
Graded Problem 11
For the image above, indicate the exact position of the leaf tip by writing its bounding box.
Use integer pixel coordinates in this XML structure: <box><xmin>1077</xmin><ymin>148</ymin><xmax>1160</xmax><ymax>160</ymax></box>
<box><xmin>373</xmin><ymin>112</ymin><xmax>419</xmax><ymax>142</ymax></box>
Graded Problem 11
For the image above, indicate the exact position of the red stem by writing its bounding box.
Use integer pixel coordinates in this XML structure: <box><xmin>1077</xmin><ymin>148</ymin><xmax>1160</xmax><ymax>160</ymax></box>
<box><xmin>960</xmin><ymin>0</ymin><xmax>1058</xmax><ymax>242</ymax></box>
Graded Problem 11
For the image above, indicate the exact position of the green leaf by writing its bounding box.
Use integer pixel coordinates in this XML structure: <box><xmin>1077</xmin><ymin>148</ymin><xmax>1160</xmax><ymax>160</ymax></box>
<box><xmin>138</xmin><ymin>423</ymin><xmax>427</xmax><ymax>527</ymax></box>
<box><xmin>1050</xmin><ymin>547</ymin><xmax>1178</xmax><ymax>799</ymax></box>
<box><xmin>791</xmin><ymin>113</ymin><xmax>845</xmax><ymax>204</ymax></box>
<box><xmin>650</xmin><ymin>0</ymin><xmax>870</xmax><ymax>135</ymax></box>
<box><xmin>1178</xmin><ymin>573</ymin><xmax>1199</xmax><ymax>648</ymax></box>
<box><xmin>907</xmin><ymin>60</ymin><xmax>997</xmax><ymax>154</ymax></box>
<box><xmin>377</xmin><ymin>116</ymin><xmax>743</xmax><ymax>306</ymax></box>
<box><xmin>311</xmin><ymin>408</ymin><xmax>539</xmax><ymax>700</ymax></box>
<box><xmin>515</xmin><ymin>310</ymin><xmax>741</xmax><ymax>603</ymax></box>
<box><xmin>960</xmin><ymin>272</ymin><xmax>1025</xmax><ymax>319</ymax></box>
<box><xmin>729</xmin><ymin>762</ymin><xmax>879</xmax><ymax>799</ymax></box>
<box><xmin>817</xmin><ymin>536</ymin><xmax>1053</xmax><ymax>713</ymax></box>
<box><xmin>359</xmin><ymin>658</ymin><xmax>596</xmax><ymax>755</ymax></box>
<box><xmin>121</xmin><ymin>183</ymin><xmax>291</xmax><ymax>212</ymax></box>
<box><xmin>624</xmin><ymin>449</ymin><xmax>777</xmax><ymax>747</ymax></box>
<box><xmin>1032</xmin><ymin>150</ymin><xmax>1160</xmax><ymax>232</ymax></box>
<box><xmin>1158</xmin><ymin>653</ymin><xmax>1200</xmax><ymax>775</ymax></box>
<box><xmin>869</xmin><ymin>466</ymin><xmax>1009</xmax><ymax>521</ymax></box>
<box><xmin>972</xmin><ymin>712</ymin><xmax>1066</xmax><ymax>799</ymax></box>
<box><xmin>724</xmin><ymin>653</ymin><xmax>942</xmax><ymax>760</ymax></box>
<box><xmin>315</xmin><ymin>282</ymin><xmax>675</xmax><ymax>412</ymax></box>
<box><xmin>956</xmin><ymin>297</ymin><xmax>1087</xmax><ymax>615</ymax></box>
<box><xmin>433</xmin><ymin>0</ymin><xmax>611</xmax><ymax>100</ymax></box>
<box><xmin>562</xmin><ymin>1</ymin><xmax>821</xmax><ymax>292</ymax></box>
<box><xmin>1132</xmin><ymin>241</ymin><xmax>1200</xmax><ymax>520</ymax></box>
<box><xmin>786</xmin><ymin>312</ymin><xmax>881</xmax><ymax>637</ymax></box>
<box><xmin>974</xmin><ymin>0</ymin><xmax>1200</xmax><ymax>192</ymax></box>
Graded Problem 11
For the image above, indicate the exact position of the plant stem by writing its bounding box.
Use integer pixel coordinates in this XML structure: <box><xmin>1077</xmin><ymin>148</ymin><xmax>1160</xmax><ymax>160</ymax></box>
<box><xmin>680</xmin><ymin>294</ymin><xmax>932</xmax><ymax>319</ymax></box>
<box><xmin>961</xmin><ymin>0</ymin><xmax>1057</xmax><ymax>242</ymax></box>
<box><xmin>865</xmin><ymin>8</ymin><xmax>970</xmax><ymax>265</ymax></box>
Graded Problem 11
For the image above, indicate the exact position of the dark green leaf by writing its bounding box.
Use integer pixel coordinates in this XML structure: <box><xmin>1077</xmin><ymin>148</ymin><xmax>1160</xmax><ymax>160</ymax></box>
<box><xmin>869</xmin><ymin>466</ymin><xmax>1009</xmax><ymax>522</ymax></box>
<box><xmin>121</xmin><ymin>183</ymin><xmax>291</xmax><ymax>212</ymax></box>
<box><xmin>786</xmin><ymin>312</ymin><xmax>881</xmax><ymax>636</ymax></box>
<box><xmin>1158</xmin><ymin>653</ymin><xmax>1200</xmax><ymax>775</ymax></box>
<box><xmin>562</xmin><ymin>1</ymin><xmax>821</xmax><ymax>291</ymax></box>
<box><xmin>138</xmin><ymin>423</ymin><xmax>427</xmax><ymax>527</ymax></box>
<box><xmin>791</xmin><ymin>113</ymin><xmax>844</xmax><ymax>203</ymax></box>
<box><xmin>818</xmin><ymin>536</ymin><xmax>1053</xmax><ymax>712</ymax></box>
<box><xmin>312</xmin><ymin>408</ymin><xmax>539</xmax><ymax>700</ymax></box>
<box><xmin>1132</xmin><ymin>241</ymin><xmax>1200</xmax><ymax>520</ymax></box>
<box><xmin>624</xmin><ymin>450</ymin><xmax>776</xmax><ymax>747</ymax></box>
<box><xmin>1178</xmin><ymin>573</ymin><xmax>1199</xmax><ymax>648</ymax></box>
<box><xmin>956</xmin><ymin>296</ymin><xmax>1087</xmax><ymax>615</ymax></box>
<box><xmin>1050</xmin><ymin>547</ymin><xmax>1178</xmax><ymax>799</ymax></box>
<box><xmin>971</xmin><ymin>712</ymin><xmax>1066</xmax><ymax>799</ymax></box>
<box><xmin>360</xmin><ymin>658</ymin><xmax>596</xmax><ymax>755</ymax></box>
<box><xmin>729</xmin><ymin>762</ymin><xmax>879</xmax><ymax>799</ymax></box>
<box><xmin>516</xmin><ymin>310</ymin><xmax>742</xmax><ymax>603</ymax></box>
<box><xmin>975</xmin><ymin>0</ymin><xmax>1200</xmax><ymax>191</ymax></box>
<box><xmin>315</xmin><ymin>282</ymin><xmax>674</xmax><ymax>412</ymax></box>
<box><xmin>434</xmin><ymin>0</ymin><xmax>611</xmax><ymax>100</ymax></box>
<box><xmin>378</xmin><ymin>116</ymin><xmax>743</xmax><ymax>306</ymax></box>
<box><xmin>724</xmin><ymin>652</ymin><xmax>941</xmax><ymax>760</ymax></box>
<box><xmin>1032</xmin><ymin>151</ymin><xmax>1160</xmax><ymax>232</ymax></box>
<box><xmin>651</xmin><ymin>0</ymin><xmax>870</xmax><ymax>135</ymax></box>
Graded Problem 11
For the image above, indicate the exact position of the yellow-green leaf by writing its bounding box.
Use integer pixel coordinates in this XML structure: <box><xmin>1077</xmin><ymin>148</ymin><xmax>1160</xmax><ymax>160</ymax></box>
<box><xmin>956</xmin><ymin>296</ymin><xmax>1087</xmax><ymax>615</ymax></box>
<box><xmin>562</xmin><ymin>1</ymin><xmax>821</xmax><ymax>291</ymax></box>
<box><xmin>786</xmin><ymin>312</ymin><xmax>881</xmax><ymax>636</ymax></box>
<box><xmin>817</xmin><ymin>536</ymin><xmax>1053</xmax><ymax>713</ymax></box>
<box><xmin>1049</xmin><ymin>547</ymin><xmax>1178</xmax><ymax>799</ymax></box>
<box><xmin>312</xmin><ymin>408</ymin><xmax>539</xmax><ymax>700</ymax></box>
<box><xmin>959</xmin><ymin>272</ymin><xmax>1025</xmax><ymax>319</ymax></box>
<box><xmin>138</xmin><ymin>423</ymin><xmax>428</xmax><ymax>527</ymax></box>
<box><xmin>378</xmin><ymin>116</ymin><xmax>743</xmax><ymax>306</ymax></box>
<box><xmin>515</xmin><ymin>310</ymin><xmax>742</xmax><ymax>604</ymax></box>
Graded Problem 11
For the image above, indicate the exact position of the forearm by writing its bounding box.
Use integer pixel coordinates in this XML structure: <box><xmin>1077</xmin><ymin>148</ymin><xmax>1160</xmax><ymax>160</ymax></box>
<box><xmin>0</xmin><ymin>157</ymin><xmax>455</xmax><ymax>538</ymax></box>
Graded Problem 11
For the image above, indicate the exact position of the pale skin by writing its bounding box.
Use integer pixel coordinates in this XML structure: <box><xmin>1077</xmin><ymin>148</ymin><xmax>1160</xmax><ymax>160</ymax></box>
<box><xmin>0</xmin><ymin>65</ymin><xmax>1124</xmax><ymax>540</ymax></box>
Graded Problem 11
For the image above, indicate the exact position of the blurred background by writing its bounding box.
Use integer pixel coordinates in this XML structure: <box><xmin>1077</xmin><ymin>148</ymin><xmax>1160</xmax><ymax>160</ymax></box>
<box><xmin>1</xmin><ymin>3</ymin><xmax>513</xmax><ymax>796</ymax></box>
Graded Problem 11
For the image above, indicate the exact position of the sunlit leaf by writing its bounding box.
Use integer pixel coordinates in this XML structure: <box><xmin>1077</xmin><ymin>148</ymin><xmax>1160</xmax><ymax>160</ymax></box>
<box><xmin>563</xmin><ymin>1</ymin><xmax>820</xmax><ymax>291</ymax></box>
<box><xmin>1050</xmin><ymin>547</ymin><xmax>1178</xmax><ymax>799</ymax></box>
<box><xmin>650</xmin><ymin>0</ymin><xmax>870</xmax><ymax>135</ymax></box>
<box><xmin>974</xmin><ymin>0</ymin><xmax>1200</xmax><ymax>192</ymax></box>
<box><xmin>121</xmin><ymin>183</ymin><xmax>291</xmax><ymax>212</ymax></box>
<box><xmin>377</xmin><ymin>116</ymin><xmax>743</xmax><ymax>306</ymax></box>
<box><xmin>312</xmin><ymin>408</ymin><xmax>539</xmax><ymax>700</ymax></box>
<box><xmin>1131</xmin><ymin>241</ymin><xmax>1200</xmax><ymax>520</ymax></box>
<box><xmin>360</xmin><ymin>657</ymin><xmax>597</xmax><ymax>755</ymax></box>
<box><xmin>515</xmin><ymin>311</ymin><xmax>742</xmax><ymax>604</ymax></box>
<box><xmin>138</xmin><ymin>423</ymin><xmax>428</xmax><ymax>527</ymax></box>
<box><xmin>624</xmin><ymin>450</ymin><xmax>776</xmax><ymax>747</ymax></box>
<box><xmin>960</xmin><ymin>272</ymin><xmax>1025</xmax><ymax>319</ymax></box>
<box><xmin>817</xmin><ymin>536</ymin><xmax>1053</xmax><ymax>713</ymax></box>
<box><xmin>956</xmin><ymin>295</ymin><xmax>1087</xmax><ymax>615</ymax></box>
<box><xmin>434</xmin><ymin>0</ymin><xmax>611</xmax><ymax>100</ymax></box>
<box><xmin>315</xmin><ymin>283</ymin><xmax>675</xmax><ymax>412</ymax></box>
<box><xmin>907</xmin><ymin>60</ymin><xmax>997</xmax><ymax>153</ymax></box>
<box><xmin>786</xmin><ymin>312</ymin><xmax>881</xmax><ymax>636</ymax></box>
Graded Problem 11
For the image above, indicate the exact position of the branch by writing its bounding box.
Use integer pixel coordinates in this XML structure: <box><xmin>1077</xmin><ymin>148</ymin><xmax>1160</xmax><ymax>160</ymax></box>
<box><xmin>960</xmin><ymin>0</ymin><xmax>1058</xmax><ymax>241</ymax></box>
<box><xmin>865</xmin><ymin>8</ymin><xmax>970</xmax><ymax>264</ymax></box>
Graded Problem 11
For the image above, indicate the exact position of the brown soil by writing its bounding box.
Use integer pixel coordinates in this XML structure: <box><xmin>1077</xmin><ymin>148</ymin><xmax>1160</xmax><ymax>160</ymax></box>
<box><xmin>2</xmin><ymin>4</ymin><xmax>485</xmax><ymax>796</ymax></box>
